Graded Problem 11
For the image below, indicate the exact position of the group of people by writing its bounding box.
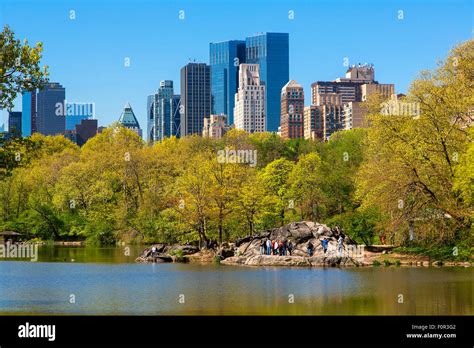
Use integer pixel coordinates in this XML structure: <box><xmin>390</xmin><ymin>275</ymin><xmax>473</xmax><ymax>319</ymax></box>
<box><xmin>259</xmin><ymin>239</ymin><xmax>294</xmax><ymax>256</ymax></box>
<box><xmin>259</xmin><ymin>236</ymin><xmax>345</xmax><ymax>257</ymax></box>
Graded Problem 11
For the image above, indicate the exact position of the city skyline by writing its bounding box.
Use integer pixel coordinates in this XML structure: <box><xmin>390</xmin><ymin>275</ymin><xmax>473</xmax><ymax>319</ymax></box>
<box><xmin>1</xmin><ymin>0</ymin><xmax>472</xmax><ymax>140</ymax></box>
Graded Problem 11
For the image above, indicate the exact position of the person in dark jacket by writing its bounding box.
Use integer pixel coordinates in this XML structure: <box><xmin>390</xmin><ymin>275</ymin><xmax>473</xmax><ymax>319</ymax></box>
<box><xmin>287</xmin><ymin>240</ymin><xmax>293</xmax><ymax>256</ymax></box>
<box><xmin>307</xmin><ymin>242</ymin><xmax>314</xmax><ymax>257</ymax></box>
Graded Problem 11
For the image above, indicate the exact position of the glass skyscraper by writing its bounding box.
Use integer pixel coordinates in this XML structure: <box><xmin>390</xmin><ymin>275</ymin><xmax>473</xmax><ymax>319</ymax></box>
<box><xmin>172</xmin><ymin>95</ymin><xmax>181</xmax><ymax>138</ymax></box>
<box><xmin>146</xmin><ymin>94</ymin><xmax>154</xmax><ymax>142</ymax></box>
<box><xmin>209</xmin><ymin>40</ymin><xmax>245</xmax><ymax>125</ymax></box>
<box><xmin>36</xmin><ymin>83</ymin><xmax>66</xmax><ymax>136</ymax></box>
<box><xmin>21</xmin><ymin>90</ymin><xmax>36</xmax><ymax>136</ymax></box>
<box><xmin>245</xmin><ymin>33</ymin><xmax>289</xmax><ymax>132</ymax></box>
<box><xmin>8</xmin><ymin>111</ymin><xmax>22</xmax><ymax>136</ymax></box>
<box><xmin>118</xmin><ymin>102</ymin><xmax>142</xmax><ymax>138</ymax></box>
<box><xmin>150</xmin><ymin>80</ymin><xmax>181</xmax><ymax>142</ymax></box>
<box><xmin>180</xmin><ymin>63</ymin><xmax>211</xmax><ymax>136</ymax></box>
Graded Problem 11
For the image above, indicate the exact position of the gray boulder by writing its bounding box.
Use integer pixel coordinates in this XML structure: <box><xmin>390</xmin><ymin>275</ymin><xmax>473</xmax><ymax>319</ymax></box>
<box><xmin>222</xmin><ymin>221</ymin><xmax>359</xmax><ymax>267</ymax></box>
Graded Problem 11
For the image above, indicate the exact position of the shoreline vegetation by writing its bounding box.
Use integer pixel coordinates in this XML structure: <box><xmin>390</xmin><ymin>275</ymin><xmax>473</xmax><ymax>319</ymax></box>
<box><xmin>0</xmin><ymin>30</ymin><xmax>473</xmax><ymax>265</ymax></box>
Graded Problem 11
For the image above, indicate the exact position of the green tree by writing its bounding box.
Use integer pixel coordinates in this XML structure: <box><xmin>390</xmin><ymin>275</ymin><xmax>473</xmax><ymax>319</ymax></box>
<box><xmin>356</xmin><ymin>39</ymin><xmax>473</xmax><ymax>244</ymax></box>
<box><xmin>0</xmin><ymin>25</ymin><xmax>49</xmax><ymax>109</ymax></box>
<box><xmin>288</xmin><ymin>152</ymin><xmax>325</xmax><ymax>221</ymax></box>
<box><xmin>259</xmin><ymin>158</ymin><xmax>295</xmax><ymax>225</ymax></box>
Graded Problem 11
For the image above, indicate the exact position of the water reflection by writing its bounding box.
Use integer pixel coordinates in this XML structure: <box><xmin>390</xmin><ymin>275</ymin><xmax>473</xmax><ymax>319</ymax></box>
<box><xmin>0</xmin><ymin>260</ymin><xmax>471</xmax><ymax>315</ymax></box>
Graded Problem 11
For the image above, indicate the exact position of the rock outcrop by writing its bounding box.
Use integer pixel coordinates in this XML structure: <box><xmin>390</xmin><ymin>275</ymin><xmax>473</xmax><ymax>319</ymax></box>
<box><xmin>136</xmin><ymin>221</ymin><xmax>362</xmax><ymax>267</ymax></box>
<box><xmin>135</xmin><ymin>244</ymin><xmax>200</xmax><ymax>263</ymax></box>
<box><xmin>221</xmin><ymin>221</ymin><xmax>361</xmax><ymax>267</ymax></box>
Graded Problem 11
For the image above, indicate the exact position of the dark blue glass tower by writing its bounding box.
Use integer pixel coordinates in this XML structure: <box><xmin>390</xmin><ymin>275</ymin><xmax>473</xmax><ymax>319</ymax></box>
<box><xmin>209</xmin><ymin>40</ymin><xmax>245</xmax><ymax>125</ymax></box>
<box><xmin>36</xmin><ymin>83</ymin><xmax>66</xmax><ymax>136</ymax></box>
<box><xmin>245</xmin><ymin>33</ymin><xmax>289</xmax><ymax>132</ymax></box>
<box><xmin>8</xmin><ymin>111</ymin><xmax>22</xmax><ymax>136</ymax></box>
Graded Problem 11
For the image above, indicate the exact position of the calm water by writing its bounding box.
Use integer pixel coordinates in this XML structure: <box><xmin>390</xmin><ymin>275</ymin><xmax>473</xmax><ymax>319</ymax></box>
<box><xmin>0</xmin><ymin>246</ymin><xmax>472</xmax><ymax>315</ymax></box>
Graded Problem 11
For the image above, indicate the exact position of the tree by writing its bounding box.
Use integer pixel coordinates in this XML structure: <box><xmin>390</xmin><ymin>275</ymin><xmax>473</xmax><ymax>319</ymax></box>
<box><xmin>288</xmin><ymin>152</ymin><xmax>325</xmax><ymax>221</ymax></box>
<box><xmin>0</xmin><ymin>25</ymin><xmax>49</xmax><ymax>109</ymax></box>
<box><xmin>208</xmin><ymin>158</ymin><xmax>245</xmax><ymax>244</ymax></box>
<box><xmin>259</xmin><ymin>158</ymin><xmax>295</xmax><ymax>225</ymax></box>
<box><xmin>319</xmin><ymin>129</ymin><xmax>367</xmax><ymax>216</ymax></box>
<box><xmin>356</xmin><ymin>39</ymin><xmax>473</xmax><ymax>244</ymax></box>
<box><xmin>453</xmin><ymin>127</ymin><xmax>474</xmax><ymax>208</ymax></box>
<box><xmin>174</xmin><ymin>152</ymin><xmax>214</xmax><ymax>247</ymax></box>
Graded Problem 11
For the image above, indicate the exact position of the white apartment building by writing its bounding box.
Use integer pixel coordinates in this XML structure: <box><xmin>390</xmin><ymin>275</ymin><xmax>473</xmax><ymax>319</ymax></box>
<box><xmin>233</xmin><ymin>64</ymin><xmax>266</xmax><ymax>133</ymax></box>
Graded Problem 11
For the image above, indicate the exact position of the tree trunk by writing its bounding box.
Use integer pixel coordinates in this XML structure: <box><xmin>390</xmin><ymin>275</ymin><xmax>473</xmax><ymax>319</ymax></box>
<box><xmin>409</xmin><ymin>220</ymin><xmax>415</xmax><ymax>241</ymax></box>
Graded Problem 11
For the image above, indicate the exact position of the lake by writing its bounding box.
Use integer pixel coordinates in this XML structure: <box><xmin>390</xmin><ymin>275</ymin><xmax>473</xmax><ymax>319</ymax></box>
<box><xmin>0</xmin><ymin>246</ymin><xmax>472</xmax><ymax>315</ymax></box>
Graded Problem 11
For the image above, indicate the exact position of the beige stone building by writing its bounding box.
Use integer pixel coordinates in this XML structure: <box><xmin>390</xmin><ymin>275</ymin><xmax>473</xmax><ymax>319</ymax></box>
<box><xmin>234</xmin><ymin>64</ymin><xmax>266</xmax><ymax>133</ymax></box>
<box><xmin>202</xmin><ymin>114</ymin><xmax>230</xmax><ymax>139</ymax></box>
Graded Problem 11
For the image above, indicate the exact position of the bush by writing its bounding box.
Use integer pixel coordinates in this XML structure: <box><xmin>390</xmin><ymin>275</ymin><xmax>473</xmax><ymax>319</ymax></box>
<box><xmin>169</xmin><ymin>249</ymin><xmax>184</xmax><ymax>262</ymax></box>
<box><xmin>372</xmin><ymin>260</ymin><xmax>381</xmax><ymax>266</ymax></box>
<box><xmin>383</xmin><ymin>259</ymin><xmax>391</xmax><ymax>266</ymax></box>
<box><xmin>84</xmin><ymin>220</ymin><xmax>117</xmax><ymax>246</ymax></box>
<box><xmin>394</xmin><ymin>238</ymin><xmax>473</xmax><ymax>262</ymax></box>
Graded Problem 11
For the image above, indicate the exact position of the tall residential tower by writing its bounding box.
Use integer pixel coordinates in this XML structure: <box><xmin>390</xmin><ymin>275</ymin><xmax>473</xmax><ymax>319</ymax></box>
<box><xmin>180</xmin><ymin>63</ymin><xmax>211</xmax><ymax>136</ymax></box>
<box><xmin>234</xmin><ymin>64</ymin><xmax>266</xmax><ymax>133</ymax></box>
<box><xmin>280</xmin><ymin>80</ymin><xmax>304</xmax><ymax>139</ymax></box>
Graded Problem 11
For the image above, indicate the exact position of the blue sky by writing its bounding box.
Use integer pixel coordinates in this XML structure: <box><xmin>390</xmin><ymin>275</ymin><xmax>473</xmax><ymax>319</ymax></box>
<box><xmin>1</xmin><ymin>0</ymin><xmax>472</xmax><ymax>137</ymax></box>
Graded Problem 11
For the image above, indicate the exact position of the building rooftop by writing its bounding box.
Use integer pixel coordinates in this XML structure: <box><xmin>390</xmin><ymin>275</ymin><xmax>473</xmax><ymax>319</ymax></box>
<box><xmin>281</xmin><ymin>79</ymin><xmax>302</xmax><ymax>92</ymax></box>
<box><xmin>118</xmin><ymin>102</ymin><xmax>141</xmax><ymax>129</ymax></box>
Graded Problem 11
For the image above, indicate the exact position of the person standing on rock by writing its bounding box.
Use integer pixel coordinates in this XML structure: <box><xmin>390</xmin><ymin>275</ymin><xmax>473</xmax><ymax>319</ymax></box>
<box><xmin>287</xmin><ymin>240</ymin><xmax>293</xmax><ymax>256</ymax></box>
<box><xmin>337</xmin><ymin>236</ymin><xmax>344</xmax><ymax>254</ymax></box>
<box><xmin>259</xmin><ymin>240</ymin><xmax>265</xmax><ymax>255</ymax></box>
<box><xmin>278</xmin><ymin>240</ymin><xmax>284</xmax><ymax>256</ymax></box>
<box><xmin>307</xmin><ymin>242</ymin><xmax>314</xmax><ymax>257</ymax></box>
<box><xmin>322</xmin><ymin>238</ymin><xmax>328</xmax><ymax>254</ymax></box>
<box><xmin>151</xmin><ymin>246</ymin><xmax>157</xmax><ymax>258</ymax></box>
<box><xmin>273</xmin><ymin>240</ymin><xmax>279</xmax><ymax>255</ymax></box>
<box><xmin>282</xmin><ymin>240</ymin><xmax>288</xmax><ymax>256</ymax></box>
<box><xmin>266</xmin><ymin>239</ymin><xmax>271</xmax><ymax>255</ymax></box>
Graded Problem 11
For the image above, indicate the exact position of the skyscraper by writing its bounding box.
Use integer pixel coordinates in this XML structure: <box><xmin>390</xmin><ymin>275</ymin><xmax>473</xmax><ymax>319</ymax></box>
<box><xmin>118</xmin><ymin>102</ymin><xmax>142</xmax><ymax>138</ymax></box>
<box><xmin>36</xmin><ymin>83</ymin><xmax>66</xmax><ymax>136</ymax></box>
<box><xmin>149</xmin><ymin>80</ymin><xmax>181</xmax><ymax>143</ymax></box>
<box><xmin>172</xmin><ymin>95</ymin><xmax>181</xmax><ymax>138</ymax></box>
<box><xmin>180</xmin><ymin>63</ymin><xmax>211</xmax><ymax>136</ymax></box>
<box><xmin>280</xmin><ymin>80</ymin><xmax>304</xmax><ymax>139</ymax></box>
<box><xmin>245</xmin><ymin>33</ymin><xmax>289</xmax><ymax>132</ymax></box>
<box><xmin>146</xmin><ymin>94</ymin><xmax>154</xmax><ymax>141</ymax></box>
<box><xmin>234</xmin><ymin>64</ymin><xmax>266</xmax><ymax>133</ymax></box>
<box><xmin>311</xmin><ymin>64</ymin><xmax>395</xmax><ymax>135</ymax></box>
<box><xmin>21</xmin><ymin>90</ymin><xmax>37</xmax><ymax>136</ymax></box>
<box><xmin>8</xmin><ymin>111</ymin><xmax>22</xmax><ymax>136</ymax></box>
<box><xmin>209</xmin><ymin>40</ymin><xmax>245</xmax><ymax>125</ymax></box>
